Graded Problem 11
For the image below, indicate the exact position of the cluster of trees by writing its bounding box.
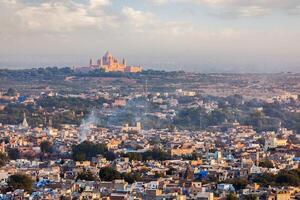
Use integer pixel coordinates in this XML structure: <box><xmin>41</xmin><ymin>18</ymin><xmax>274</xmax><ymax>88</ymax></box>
<box><xmin>171</xmin><ymin>95</ymin><xmax>300</xmax><ymax>134</ymax></box>
<box><xmin>0</xmin><ymin>153</ymin><xmax>8</xmax><ymax>167</ymax></box>
<box><xmin>7</xmin><ymin>174</ymin><xmax>33</xmax><ymax>193</ymax></box>
<box><xmin>0</xmin><ymin>103</ymin><xmax>80</xmax><ymax>128</ymax></box>
<box><xmin>0</xmin><ymin>95</ymin><xmax>109</xmax><ymax>128</ymax></box>
<box><xmin>75</xmin><ymin>69</ymin><xmax>141</xmax><ymax>79</ymax></box>
<box><xmin>0</xmin><ymin>148</ymin><xmax>20</xmax><ymax>167</ymax></box>
<box><xmin>0</xmin><ymin>142</ymin><xmax>53</xmax><ymax>163</ymax></box>
<box><xmin>72</xmin><ymin>141</ymin><xmax>114</xmax><ymax>161</ymax></box>
<box><xmin>37</xmin><ymin>96</ymin><xmax>108</xmax><ymax>111</ymax></box>
<box><xmin>0</xmin><ymin>68</ymin><xmax>179</xmax><ymax>82</ymax></box>
<box><xmin>0</xmin><ymin>67</ymin><xmax>163</xmax><ymax>82</ymax></box>
<box><xmin>72</xmin><ymin>143</ymin><xmax>170</xmax><ymax>163</ymax></box>
<box><xmin>173</xmin><ymin>107</ymin><xmax>227</xmax><ymax>130</ymax></box>
<box><xmin>7</xmin><ymin>148</ymin><xmax>20</xmax><ymax>160</ymax></box>
<box><xmin>40</xmin><ymin>141</ymin><xmax>53</xmax><ymax>160</ymax></box>
<box><xmin>0</xmin><ymin>104</ymin><xmax>29</xmax><ymax>125</ymax></box>
<box><xmin>242</xmin><ymin>101</ymin><xmax>300</xmax><ymax>133</ymax></box>
<box><xmin>259</xmin><ymin>159</ymin><xmax>274</xmax><ymax>168</ymax></box>
<box><xmin>126</xmin><ymin>148</ymin><xmax>170</xmax><ymax>161</ymax></box>
<box><xmin>253</xmin><ymin>169</ymin><xmax>300</xmax><ymax>186</ymax></box>
<box><xmin>225</xmin><ymin>178</ymin><xmax>248</xmax><ymax>191</ymax></box>
<box><xmin>5</xmin><ymin>88</ymin><xmax>18</xmax><ymax>96</ymax></box>
<box><xmin>99</xmin><ymin>167</ymin><xmax>141</xmax><ymax>184</ymax></box>
<box><xmin>76</xmin><ymin>171</ymin><xmax>96</xmax><ymax>181</ymax></box>
<box><xmin>0</xmin><ymin>67</ymin><xmax>73</xmax><ymax>80</ymax></box>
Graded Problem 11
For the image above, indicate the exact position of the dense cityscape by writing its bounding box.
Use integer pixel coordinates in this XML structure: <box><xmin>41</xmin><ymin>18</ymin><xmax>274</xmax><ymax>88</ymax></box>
<box><xmin>0</xmin><ymin>54</ymin><xmax>299</xmax><ymax>200</ymax></box>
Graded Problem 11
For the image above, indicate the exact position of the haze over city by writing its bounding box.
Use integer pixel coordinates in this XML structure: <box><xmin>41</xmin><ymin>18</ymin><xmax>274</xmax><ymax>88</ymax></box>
<box><xmin>1</xmin><ymin>0</ymin><xmax>300</xmax><ymax>72</ymax></box>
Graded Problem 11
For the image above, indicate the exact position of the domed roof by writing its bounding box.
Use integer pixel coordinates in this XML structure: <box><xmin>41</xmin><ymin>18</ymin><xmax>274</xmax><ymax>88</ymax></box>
<box><xmin>104</xmin><ymin>51</ymin><xmax>113</xmax><ymax>58</ymax></box>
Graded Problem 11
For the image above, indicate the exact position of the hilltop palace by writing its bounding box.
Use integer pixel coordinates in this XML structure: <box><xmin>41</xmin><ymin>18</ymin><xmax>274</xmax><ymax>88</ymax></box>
<box><xmin>89</xmin><ymin>51</ymin><xmax>142</xmax><ymax>73</ymax></box>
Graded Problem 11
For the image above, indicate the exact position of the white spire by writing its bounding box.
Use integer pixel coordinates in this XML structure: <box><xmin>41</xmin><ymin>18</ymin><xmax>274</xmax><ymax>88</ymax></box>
<box><xmin>22</xmin><ymin>112</ymin><xmax>29</xmax><ymax>128</ymax></box>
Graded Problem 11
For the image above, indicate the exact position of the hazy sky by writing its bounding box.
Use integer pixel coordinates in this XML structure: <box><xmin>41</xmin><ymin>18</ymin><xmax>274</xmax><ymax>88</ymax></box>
<box><xmin>0</xmin><ymin>0</ymin><xmax>300</xmax><ymax>72</ymax></box>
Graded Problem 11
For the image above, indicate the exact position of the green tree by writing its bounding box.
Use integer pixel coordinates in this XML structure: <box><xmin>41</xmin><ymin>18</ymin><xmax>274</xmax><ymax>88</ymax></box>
<box><xmin>7</xmin><ymin>174</ymin><xmax>33</xmax><ymax>192</ymax></box>
<box><xmin>276</xmin><ymin>171</ymin><xmax>300</xmax><ymax>186</ymax></box>
<box><xmin>40</xmin><ymin>141</ymin><xmax>53</xmax><ymax>154</ymax></box>
<box><xmin>243</xmin><ymin>194</ymin><xmax>258</xmax><ymax>200</ymax></box>
<box><xmin>76</xmin><ymin>171</ymin><xmax>96</xmax><ymax>181</ymax></box>
<box><xmin>253</xmin><ymin>173</ymin><xmax>276</xmax><ymax>186</ymax></box>
<box><xmin>104</xmin><ymin>151</ymin><xmax>117</xmax><ymax>161</ymax></box>
<box><xmin>6</xmin><ymin>88</ymin><xmax>17</xmax><ymax>96</ymax></box>
<box><xmin>166</xmin><ymin>167</ymin><xmax>175</xmax><ymax>175</ymax></box>
<box><xmin>0</xmin><ymin>152</ymin><xmax>8</xmax><ymax>167</ymax></box>
<box><xmin>122</xmin><ymin>172</ymin><xmax>141</xmax><ymax>184</ymax></box>
<box><xmin>226</xmin><ymin>178</ymin><xmax>248</xmax><ymax>190</ymax></box>
<box><xmin>72</xmin><ymin>141</ymin><xmax>108</xmax><ymax>161</ymax></box>
<box><xmin>141</xmin><ymin>148</ymin><xmax>170</xmax><ymax>161</ymax></box>
<box><xmin>7</xmin><ymin>148</ymin><xmax>20</xmax><ymax>160</ymax></box>
<box><xmin>99</xmin><ymin>167</ymin><xmax>121</xmax><ymax>181</ymax></box>
<box><xmin>253</xmin><ymin>170</ymin><xmax>300</xmax><ymax>187</ymax></box>
<box><xmin>226</xmin><ymin>193</ymin><xmax>238</xmax><ymax>200</ymax></box>
<box><xmin>259</xmin><ymin>160</ymin><xmax>274</xmax><ymax>168</ymax></box>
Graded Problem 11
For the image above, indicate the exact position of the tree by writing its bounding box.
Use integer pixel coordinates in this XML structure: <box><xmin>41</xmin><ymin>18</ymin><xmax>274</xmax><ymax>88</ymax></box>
<box><xmin>6</xmin><ymin>88</ymin><xmax>17</xmax><ymax>96</ymax></box>
<box><xmin>253</xmin><ymin>173</ymin><xmax>276</xmax><ymax>186</ymax></box>
<box><xmin>76</xmin><ymin>171</ymin><xmax>96</xmax><ymax>181</ymax></box>
<box><xmin>154</xmin><ymin>172</ymin><xmax>164</xmax><ymax>178</ymax></box>
<box><xmin>253</xmin><ymin>170</ymin><xmax>300</xmax><ymax>187</ymax></box>
<box><xmin>104</xmin><ymin>151</ymin><xmax>117</xmax><ymax>161</ymax></box>
<box><xmin>276</xmin><ymin>171</ymin><xmax>300</xmax><ymax>186</ymax></box>
<box><xmin>166</xmin><ymin>167</ymin><xmax>175</xmax><ymax>175</ymax></box>
<box><xmin>259</xmin><ymin>160</ymin><xmax>274</xmax><ymax>168</ymax></box>
<box><xmin>243</xmin><ymin>194</ymin><xmax>258</xmax><ymax>200</ymax></box>
<box><xmin>122</xmin><ymin>172</ymin><xmax>141</xmax><ymax>184</ymax></box>
<box><xmin>257</xmin><ymin>138</ymin><xmax>265</xmax><ymax>146</ymax></box>
<box><xmin>99</xmin><ymin>167</ymin><xmax>121</xmax><ymax>181</ymax></box>
<box><xmin>226</xmin><ymin>178</ymin><xmax>248</xmax><ymax>190</ymax></box>
<box><xmin>72</xmin><ymin>141</ymin><xmax>108</xmax><ymax>161</ymax></box>
<box><xmin>7</xmin><ymin>148</ymin><xmax>20</xmax><ymax>160</ymax></box>
<box><xmin>226</xmin><ymin>193</ymin><xmax>238</xmax><ymax>200</ymax></box>
<box><xmin>40</xmin><ymin>141</ymin><xmax>53</xmax><ymax>154</ymax></box>
<box><xmin>7</xmin><ymin>174</ymin><xmax>33</xmax><ymax>192</ymax></box>
<box><xmin>141</xmin><ymin>148</ymin><xmax>170</xmax><ymax>161</ymax></box>
<box><xmin>0</xmin><ymin>153</ymin><xmax>8</xmax><ymax>167</ymax></box>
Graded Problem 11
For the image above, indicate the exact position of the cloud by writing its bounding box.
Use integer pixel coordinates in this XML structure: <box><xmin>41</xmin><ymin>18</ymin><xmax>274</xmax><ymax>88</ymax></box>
<box><xmin>0</xmin><ymin>0</ymin><xmax>117</xmax><ymax>34</ymax></box>
<box><xmin>148</xmin><ymin>0</ymin><xmax>300</xmax><ymax>18</ymax></box>
<box><xmin>122</xmin><ymin>6</ymin><xmax>156</xmax><ymax>29</ymax></box>
<box><xmin>122</xmin><ymin>6</ymin><xmax>196</xmax><ymax>36</ymax></box>
<box><xmin>90</xmin><ymin>0</ymin><xmax>111</xmax><ymax>8</ymax></box>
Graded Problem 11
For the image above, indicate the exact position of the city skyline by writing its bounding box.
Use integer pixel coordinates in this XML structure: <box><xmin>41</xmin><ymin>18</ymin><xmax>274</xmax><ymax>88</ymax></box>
<box><xmin>1</xmin><ymin>0</ymin><xmax>300</xmax><ymax>72</ymax></box>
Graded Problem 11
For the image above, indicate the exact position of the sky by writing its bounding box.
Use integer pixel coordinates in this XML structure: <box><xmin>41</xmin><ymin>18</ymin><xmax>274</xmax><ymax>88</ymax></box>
<box><xmin>0</xmin><ymin>0</ymin><xmax>300</xmax><ymax>72</ymax></box>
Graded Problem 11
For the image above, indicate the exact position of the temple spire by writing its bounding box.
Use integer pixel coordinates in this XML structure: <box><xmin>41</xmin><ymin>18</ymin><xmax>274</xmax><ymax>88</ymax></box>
<box><xmin>22</xmin><ymin>112</ymin><xmax>29</xmax><ymax>128</ymax></box>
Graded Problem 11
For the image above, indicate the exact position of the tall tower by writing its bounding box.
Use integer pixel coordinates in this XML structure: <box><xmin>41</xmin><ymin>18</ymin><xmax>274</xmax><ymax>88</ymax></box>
<box><xmin>89</xmin><ymin>58</ymin><xmax>93</xmax><ymax>67</ymax></box>
<box><xmin>256</xmin><ymin>151</ymin><xmax>259</xmax><ymax>166</ymax></box>
<box><xmin>100</xmin><ymin>58</ymin><xmax>103</xmax><ymax>66</ymax></box>
<box><xmin>122</xmin><ymin>58</ymin><xmax>126</xmax><ymax>67</ymax></box>
<box><xmin>48</xmin><ymin>117</ymin><xmax>53</xmax><ymax>128</ymax></box>
<box><xmin>97</xmin><ymin>58</ymin><xmax>103</xmax><ymax>67</ymax></box>
<box><xmin>22</xmin><ymin>113</ymin><xmax>29</xmax><ymax>128</ymax></box>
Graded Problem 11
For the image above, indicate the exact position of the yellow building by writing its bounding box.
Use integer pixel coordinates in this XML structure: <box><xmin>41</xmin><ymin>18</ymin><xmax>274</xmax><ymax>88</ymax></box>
<box><xmin>90</xmin><ymin>51</ymin><xmax>141</xmax><ymax>73</ymax></box>
<box><xmin>107</xmin><ymin>139</ymin><xmax>121</xmax><ymax>150</ymax></box>
<box><xmin>122</xmin><ymin>122</ymin><xmax>141</xmax><ymax>133</ymax></box>
<box><xmin>170</xmin><ymin>144</ymin><xmax>195</xmax><ymax>156</ymax></box>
